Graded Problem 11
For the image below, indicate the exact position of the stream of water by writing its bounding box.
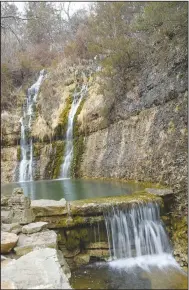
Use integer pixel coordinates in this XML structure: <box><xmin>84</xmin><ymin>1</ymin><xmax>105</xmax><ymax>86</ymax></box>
<box><xmin>71</xmin><ymin>203</ymin><xmax>187</xmax><ymax>289</ymax></box>
<box><xmin>18</xmin><ymin>70</ymin><xmax>45</xmax><ymax>182</ymax></box>
<box><xmin>104</xmin><ymin>203</ymin><xmax>170</xmax><ymax>260</ymax></box>
<box><xmin>60</xmin><ymin>82</ymin><xmax>88</xmax><ymax>178</ymax></box>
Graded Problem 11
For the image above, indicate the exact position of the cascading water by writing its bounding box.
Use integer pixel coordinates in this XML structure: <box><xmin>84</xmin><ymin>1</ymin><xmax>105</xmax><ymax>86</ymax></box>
<box><xmin>60</xmin><ymin>83</ymin><xmax>88</xmax><ymax>178</ymax></box>
<box><xmin>104</xmin><ymin>202</ymin><xmax>171</xmax><ymax>261</ymax></box>
<box><xmin>18</xmin><ymin>69</ymin><xmax>45</xmax><ymax>182</ymax></box>
<box><xmin>71</xmin><ymin>201</ymin><xmax>186</xmax><ymax>289</ymax></box>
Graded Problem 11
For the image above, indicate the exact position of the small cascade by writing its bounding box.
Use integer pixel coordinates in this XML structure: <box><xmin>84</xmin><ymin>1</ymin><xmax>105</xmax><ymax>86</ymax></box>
<box><xmin>18</xmin><ymin>70</ymin><xmax>45</xmax><ymax>182</ymax></box>
<box><xmin>104</xmin><ymin>202</ymin><xmax>171</xmax><ymax>260</ymax></box>
<box><xmin>60</xmin><ymin>83</ymin><xmax>88</xmax><ymax>178</ymax></box>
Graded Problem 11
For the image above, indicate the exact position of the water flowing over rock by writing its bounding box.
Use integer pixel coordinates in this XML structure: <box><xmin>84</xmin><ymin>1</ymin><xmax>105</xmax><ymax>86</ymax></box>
<box><xmin>60</xmin><ymin>82</ymin><xmax>88</xmax><ymax>178</ymax></box>
<box><xmin>18</xmin><ymin>70</ymin><xmax>45</xmax><ymax>182</ymax></box>
<box><xmin>104</xmin><ymin>202</ymin><xmax>171</xmax><ymax>260</ymax></box>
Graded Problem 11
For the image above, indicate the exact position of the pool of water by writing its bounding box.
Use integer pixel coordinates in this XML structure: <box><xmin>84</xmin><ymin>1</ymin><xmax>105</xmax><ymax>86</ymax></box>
<box><xmin>71</xmin><ymin>254</ymin><xmax>188</xmax><ymax>289</ymax></box>
<box><xmin>1</xmin><ymin>178</ymin><xmax>145</xmax><ymax>201</ymax></box>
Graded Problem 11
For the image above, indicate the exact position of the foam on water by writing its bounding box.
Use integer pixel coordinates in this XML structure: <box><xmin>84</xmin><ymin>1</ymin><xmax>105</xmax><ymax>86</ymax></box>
<box><xmin>108</xmin><ymin>253</ymin><xmax>182</xmax><ymax>272</ymax></box>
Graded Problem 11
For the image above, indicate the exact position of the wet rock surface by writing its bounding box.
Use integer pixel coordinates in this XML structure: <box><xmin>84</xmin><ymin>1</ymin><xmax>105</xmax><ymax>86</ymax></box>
<box><xmin>69</xmin><ymin>193</ymin><xmax>162</xmax><ymax>216</ymax></box>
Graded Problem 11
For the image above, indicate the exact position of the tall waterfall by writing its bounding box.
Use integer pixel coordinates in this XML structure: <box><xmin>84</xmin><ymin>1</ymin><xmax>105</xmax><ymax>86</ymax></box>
<box><xmin>60</xmin><ymin>83</ymin><xmax>88</xmax><ymax>178</ymax></box>
<box><xmin>104</xmin><ymin>202</ymin><xmax>171</xmax><ymax>260</ymax></box>
<box><xmin>19</xmin><ymin>70</ymin><xmax>45</xmax><ymax>182</ymax></box>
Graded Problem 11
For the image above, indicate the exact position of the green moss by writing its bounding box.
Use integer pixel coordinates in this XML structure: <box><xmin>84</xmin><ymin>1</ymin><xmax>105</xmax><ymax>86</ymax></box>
<box><xmin>33</xmin><ymin>143</ymin><xmax>42</xmax><ymax>159</ymax></box>
<box><xmin>168</xmin><ymin>120</ymin><xmax>175</xmax><ymax>133</ymax></box>
<box><xmin>70</xmin><ymin>191</ymin><xmax>163</xmax><ymax>216</ymax></box>
<box><xmin>70</xmin><ymin>98</ymin><xmax>86</xmax><ymax>178</ymax></box>
<box><xmin>54</xmin><ymin>95</ymin><xmax>72</xmax><ymax>139</ymax></box>
<box><xmin>17</xmin><ymin>146</ymin><xmax>21</xmax><ymax>161</ymax></box>
<box><xmin>172</xmin><ymin>216</ymin><xmax>187</xmax><ymax>247</ymax></box>
<box><xmin>82</xmin><ymin>176</ymin><xmax>167</xmax><ymax>190</ymax></box>
<box><xmin>65</xmin><ymin>228</ymin><xmax>89</xmax><ymax>250</ymax></box>
<box><xmin>44</xmin><ymin>141</ymin><xmax>65</xmax><ymax>179</ymax></box>
<box><xmin>174</xmin><ymin>104</ymin><xmax>181</xmax><ymax>112</ymax></box>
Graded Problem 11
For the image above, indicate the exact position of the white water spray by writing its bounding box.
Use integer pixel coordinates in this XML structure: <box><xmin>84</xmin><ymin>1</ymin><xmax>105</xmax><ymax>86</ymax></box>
<box><xmin>104</xmin><ymin>202</ymin><xmax>171</xmax><ymax>261</ymax></box>
<box><xmin>60</xmin><ymin>83</ymin><xmax>88</xmax><ymax>178</ymax></box>
<box><xmin>19</xmin><ymin>70</ymin><xmax>45</xmax><ymax>182</ymax></box>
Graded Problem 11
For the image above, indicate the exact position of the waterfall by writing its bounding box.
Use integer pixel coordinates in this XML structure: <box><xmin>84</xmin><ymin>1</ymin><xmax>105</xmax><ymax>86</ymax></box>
<box><xmin>60</xmin><ymin>83</ymin><xmax>88</xmax><ymax>178</ymax></box>
<box><xmin>19</xmin><ymin>70</ymin><xmax>45</xmax><ymax>182</ymax></box>
<box><xmin>104</xmin><ymin>202</ymin><xmax>171</xmax><ymax>261</ymax></box>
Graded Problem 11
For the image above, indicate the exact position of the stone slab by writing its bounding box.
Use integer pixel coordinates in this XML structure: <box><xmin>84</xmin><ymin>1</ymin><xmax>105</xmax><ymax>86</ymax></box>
<box><xmin>70</xmin><ymin>193</ymin><xmax>162</xmax><ymax>216</ymax></box>
<box><xmin>22</xmin><ymin>222</ymin><xmax>48</xmax><ymax>234</ymax></box>
<box><xmin>14</xmin><ymin>230</ymin><xmax>57</xmax><ymax>256</ymax></box>
<box><xmin>31</xmin><ymin>199</ymin><xmax>67</xmax><ymax>217</ymax></box>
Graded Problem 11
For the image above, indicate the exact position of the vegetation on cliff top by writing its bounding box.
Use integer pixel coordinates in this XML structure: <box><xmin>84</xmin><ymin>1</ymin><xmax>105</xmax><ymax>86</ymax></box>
<box><xmin>1</xmin><ymin>2</ymin><xmax>187</xmax><ymax>109</ymax></box>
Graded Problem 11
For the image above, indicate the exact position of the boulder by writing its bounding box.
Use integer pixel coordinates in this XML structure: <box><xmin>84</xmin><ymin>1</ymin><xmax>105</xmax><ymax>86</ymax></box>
<box><xmin>1</xmin><ymin>280</ymin><xmax>17</xmax><ymax>289</ymax></box>
<box><xmin>31</xmin><ymin>199</ymin><xmax>67</xmax><ymax>217</ymax></box>
<box><xmin>8</xmin><ymin>188</ymin><xmax>30</xmax><ymax>208</ymax></box>
<box><xmin>14</xmin><ymin>230</ymin><xmax>57</xmax><ymax>256</ymax></box>
<box><xmin>22</xmin><ymin>222</ymin><xmax>48</xmax><ymax>234</ymax></box>
<box><xmin>57</xmin><ymin>250</ymin><xmax>71</xmax><ymax>279</ymax></box>
<box><xmin>61</xmin><ymin>246</ymin><xmax>80</xmax><ymax>258</ymax></box>
<box><xmin>73</xmin><ymin>253</ymin><xmax>90</xmax><ymax>267</ymax></box>
<box><xmin>1</xmin><ymin>258</ymin><xmax>15</xmax><ymax>268</ymax></box>
<box><xmin>8</xmin><ymin>208</ymin><xmax>35</xmax><ymax>225</ymax></box>
<box><xmin>1</xmin><ymin>248</ymin><xmax>71</xmax><ymax>289</ymax></box>
<box><xmin>7</xmin><ymin>188</ymin><xmax>35</xmax><ymax>224</ymax></box>
<box><xmin>1</xmin><ymin>232</ymin><xmax>18</xmax><ymax>254</ymax></box>
<box><xmin>2</xmin><ymin>223</ymin><xmax>22</xmax><ymax>234</ymax></box>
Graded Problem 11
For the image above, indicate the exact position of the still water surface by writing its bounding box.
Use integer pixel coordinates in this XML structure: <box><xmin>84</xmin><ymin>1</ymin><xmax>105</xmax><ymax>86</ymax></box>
<box><xmin>1</xmin><ymin>178</ymin><xmax>145</xmax><ymax>201</ymax></box>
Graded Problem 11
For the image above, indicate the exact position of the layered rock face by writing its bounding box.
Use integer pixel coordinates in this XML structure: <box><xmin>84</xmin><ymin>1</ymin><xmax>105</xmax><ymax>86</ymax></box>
<box><xmin>79</xmin><ymin>48</ymin><xmax>187</xmax><ymax>214</ymax></box>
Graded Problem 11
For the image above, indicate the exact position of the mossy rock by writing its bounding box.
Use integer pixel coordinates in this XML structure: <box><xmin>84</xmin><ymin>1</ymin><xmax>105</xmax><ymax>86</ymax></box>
<box><xmin>33</xmin><ymin>143</ymin><xmax>42</xmax><ymax>159</ymax></box>
<box><xmin>44</xmin><ymin>140</ymin><xmax>65</xmax><ymax>179</ymax></box>
<box><xmin>17</xmin><ymin>146</ymin><xmax>21</xmax><ymax>161</ymax></box>
<box><xmin>35</xmin><ymin>215</ymin><xmax>104</xmax><ymax>228</ymax></box>
<box><xmin>53</xmin><ymin>95</ymin><xmax>72</xmax><ymax>139</ymax></box>
<box><xmin>65</xmin><ymin>228</ymin><xmax>89</xmax><ymax>251</ymax></box>
<box><xmin>70</xmin><ymin>192</ymin><xmax>163</xmax><ymax>216</ymax></box>
<box><xmin>70</xmin><ymin>98</ymin><xmax>86</xmax><ymax>178</ymax></box>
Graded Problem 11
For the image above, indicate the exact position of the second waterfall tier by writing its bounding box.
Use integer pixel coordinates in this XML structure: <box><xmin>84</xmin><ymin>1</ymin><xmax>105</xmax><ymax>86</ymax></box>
<box><xmin>104</xmin><ymin>202</ymin><xmax>171</xmax><ymax>260</ymax></box>
<box><xmin>60</xmin><ymin>83</ymin><xmax>88</xmax><ymax>178</ymax></box>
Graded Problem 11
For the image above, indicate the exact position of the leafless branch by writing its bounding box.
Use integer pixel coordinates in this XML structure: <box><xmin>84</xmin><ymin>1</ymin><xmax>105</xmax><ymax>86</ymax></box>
<box><xmin>1</xmin><ymin>15</ymin><xmax>38</xmax><ymax>21</ymax></box>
